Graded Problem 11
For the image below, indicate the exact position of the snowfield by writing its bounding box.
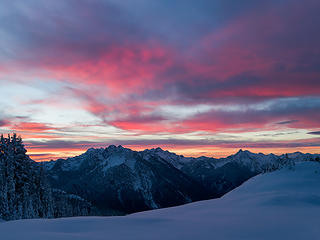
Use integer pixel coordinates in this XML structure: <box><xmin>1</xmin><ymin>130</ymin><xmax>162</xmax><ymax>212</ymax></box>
<box><xmin>1</xmin><ymin>162</ymin><xmax>320</xmax><ymax>240</ymax></box>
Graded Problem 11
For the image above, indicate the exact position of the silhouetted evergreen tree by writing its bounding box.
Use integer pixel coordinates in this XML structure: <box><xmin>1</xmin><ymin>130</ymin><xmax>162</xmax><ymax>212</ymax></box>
<box><xmin>0</xmin><ymin>133</ymin><xmax>95</xmax><ymax>220</ymax></box>
<box><xmin>0</xmin><ymin>134</ymin><xmax>54</xmax><ymax>220</ymax></box>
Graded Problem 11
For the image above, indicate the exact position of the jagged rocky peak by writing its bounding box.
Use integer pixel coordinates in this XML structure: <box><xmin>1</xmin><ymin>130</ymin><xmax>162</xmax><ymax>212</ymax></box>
<box><xmin>83</xmin><ymin>145</ymin><xmax>129</xmax><ymax>157</ymax></box>
<box><xmin>143</xmin><ymin>147</ymin><xmax>168</xmax><ymax>154</ymax></box>
<box><xmin>106</xmin><ymin>145</ymin><xmax>119</xmax><ymax>151</ymax></box>
<box><xmin>232</xmin><ymin>149</ymin><xmax>255</xmax><ymax>159</ymax></box>
<box><xmin>79</xmin><ymin>147</ymin><xmax>104</xmax><ymax>160</ymax></box>
<box><xmin>85</xmin><ymin>147</ymin><xmax>98</xmax><ymax>153</ymax></box>
<box><xmin>154</xmin><ymin>147</ymin><xmax>165</xmax><ymax>152</ymax></box>
<box><xmin>105</xmin><ymin>145</ymin><xmax>131</xmax><ymax>153</ymax></box>
<box><xmin>235</xmin><ymin>149</ymin><xmax>252</xmax><ymax>155</ymax></box>
<box><xmin>141</xmin><ymin>147</ymin><xmax>193</xmax><ymax>170</ymax></box>
<box><xmin>144</xmin><ymin>147</ymin><xmax>180</xmax><ymax>157</ymax></box>
<box><xmin>104</xmin><ymin>145</ymin><xmax>137</xmax><ymax>160</ymax></box>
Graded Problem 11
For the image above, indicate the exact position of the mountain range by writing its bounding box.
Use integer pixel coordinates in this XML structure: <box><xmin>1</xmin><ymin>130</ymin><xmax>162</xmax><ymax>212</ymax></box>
<box><xmin>1</xmin><ymin>133</ymin><xmax>319</xmax><ymax>220</ymax></box>
<box><xmin>44</xmin><ymin>145</ymin><xmax>320</xmax><ymax>215</ymax></box>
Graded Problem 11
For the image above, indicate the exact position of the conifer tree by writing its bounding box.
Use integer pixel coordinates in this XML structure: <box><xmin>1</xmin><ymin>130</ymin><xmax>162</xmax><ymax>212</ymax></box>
<box><xmin>0</xmin><ymin>133</ymin><xmax>55</xmax><ymax>220</ymax></box>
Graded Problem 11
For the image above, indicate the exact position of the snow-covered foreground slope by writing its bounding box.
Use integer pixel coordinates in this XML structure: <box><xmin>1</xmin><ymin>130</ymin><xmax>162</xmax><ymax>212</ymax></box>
<box><xmin>1</xmin><ymin>162</ymin><xmax>320</xmax><ymax>240</ymax></box>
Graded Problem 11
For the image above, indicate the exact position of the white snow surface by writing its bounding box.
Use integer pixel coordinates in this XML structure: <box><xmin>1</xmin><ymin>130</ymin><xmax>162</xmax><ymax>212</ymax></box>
<box><xmin>1</xmin><ymin>162</ymin><xmax>320</xmax><ymax>240</ymax></box>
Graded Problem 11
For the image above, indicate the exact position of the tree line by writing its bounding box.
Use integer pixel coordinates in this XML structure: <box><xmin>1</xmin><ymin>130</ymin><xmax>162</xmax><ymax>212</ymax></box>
<box><xmin>0</xmin><ymin>134</ymin><xmax>95</xmax><ymax>221</ymax></box>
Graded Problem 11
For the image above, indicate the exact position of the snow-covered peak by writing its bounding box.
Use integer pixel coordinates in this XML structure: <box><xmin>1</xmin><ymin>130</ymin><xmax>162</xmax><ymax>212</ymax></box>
<box><xmin>226</xmin><ymin>149</ymin><xmax>285</xmax><ymax>172</ymax></box>
<box><xmin>141</xmin><ymin>147</ymin><xmax>193</xmax><ymax>169</ymax></box>
<box><xmin>101</xmin><ymin>145</ymin><xmax>137</xmax><ymax>171</ymax></box>
<box><xmin>231</xmin><ymin>149</ymin><xmax>256</xmax><ymax>161</ymax></box>
<box><xmin>106</xmin><ymin>144</ymin><xmax>125</xmax><ymax>151</ymax></box>
<box><xmin>234</xmin><ymin>149</ymin><xmax>257</xmax><ymax>157</ymax></box>
<box><xmin>48</xmin><ymin>146</ymin><xmax>138</xmax><ymax>172</ymax></box>
<box><xmin>282</xmin><ymin>152</ymin><xmax>320</xmax><ymax>162</ymax></box>
<box><xmin>105</xmin><ymin>145</ymin><xmax>133</xmax><ymax>155</ymax></box>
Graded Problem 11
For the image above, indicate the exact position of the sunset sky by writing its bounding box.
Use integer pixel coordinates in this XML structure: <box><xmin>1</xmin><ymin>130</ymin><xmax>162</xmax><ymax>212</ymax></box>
<box><xmin>0</xmin><ymin>0</ymin><xmax>319</xmax><ymax>161</ymax></box>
